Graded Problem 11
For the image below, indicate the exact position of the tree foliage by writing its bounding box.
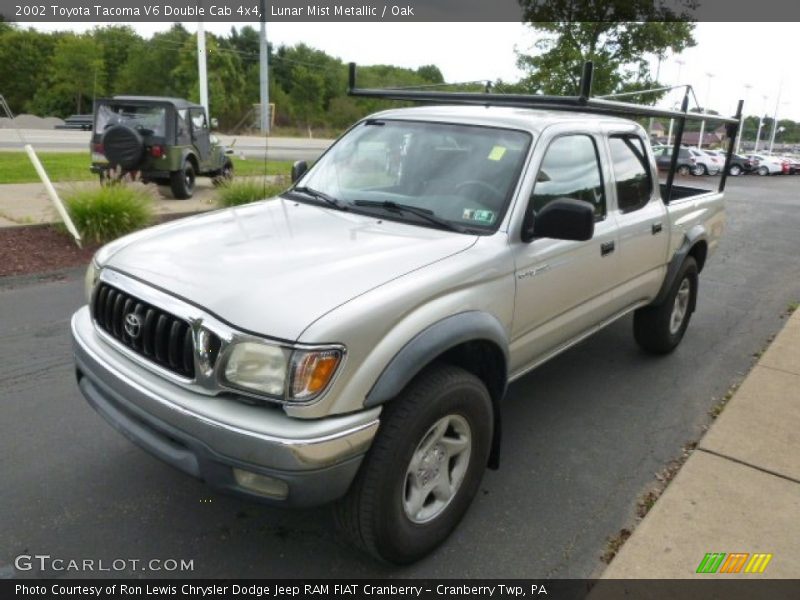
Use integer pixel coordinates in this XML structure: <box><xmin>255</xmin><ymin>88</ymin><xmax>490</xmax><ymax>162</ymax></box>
<box><xmin>516</xmin><ymin>1</ymin><xmax>697</xmax><ymax>98</ymax></box>
<box><xmin>0</xmin><ymin>23</ymin><xmax>446</xmax><ymax>131</ymax></box>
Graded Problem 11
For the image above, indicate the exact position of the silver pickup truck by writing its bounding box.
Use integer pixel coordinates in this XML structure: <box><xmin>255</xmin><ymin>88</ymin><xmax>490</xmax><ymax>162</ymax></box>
<box><xmin>72</xmin><ymin>97</ymin><xmax>731</xmax><ymax>563</ymax></box>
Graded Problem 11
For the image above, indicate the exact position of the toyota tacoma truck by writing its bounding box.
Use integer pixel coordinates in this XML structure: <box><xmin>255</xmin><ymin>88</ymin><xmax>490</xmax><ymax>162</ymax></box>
<box><xmin>72</xmin><ymin>64</ymin><xmax>740</xmax><ymax>564</ymax></box>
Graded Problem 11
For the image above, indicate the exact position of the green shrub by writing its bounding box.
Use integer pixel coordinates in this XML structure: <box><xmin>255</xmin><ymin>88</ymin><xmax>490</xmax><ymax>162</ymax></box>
<box><xmin>64</xmin><ymin>184</ymin><xmax>154</xmax><ymax>244</ymax></box>
<box><xmin>216</xmin><ymin>178</ymin><xmax>287</xmax><ymax>208</ymax></box>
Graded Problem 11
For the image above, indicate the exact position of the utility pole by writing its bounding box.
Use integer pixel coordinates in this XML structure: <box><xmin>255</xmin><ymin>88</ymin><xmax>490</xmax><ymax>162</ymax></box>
<box><xmin>647</xmin><ymin>54</ymin><xmax>663</xmax><ymax>138</ymax></box>
<box><xmin>754</xmin><ymin>94</ymin><xmax>768</xmax><ymax>152</ymax></box>
<box><xmin>768</xmin><ymin>78</ymin><xmax>784</xmax><ymax>154</ymax></box>
<box><xmin>734</xmin><ymin>83</ymin><xmax>751</xmax><ymax>155</ymax></box>
<box><xmin>259</xmin><ymin>0</ymin><xmax>270</xmax><ymax>134</ymax></box>
<box><xmin>666</xmin><ymin>58</ymin><xmax>685</xmax><ymax>146</ymax></box>
<box><xmin>197</xmin><ymin>21</ymin><xmax>209</xmax><ymax>118</ymax></box>
<box><xmin>697</xmin><ymin>72</ymin><xmax>714</xmax><ymax>149</ymax></box>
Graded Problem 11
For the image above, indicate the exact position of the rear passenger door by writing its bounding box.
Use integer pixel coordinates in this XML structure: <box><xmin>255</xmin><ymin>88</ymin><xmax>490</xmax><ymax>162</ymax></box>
<box><xmin>606</xmin><ymin>133</ymin><xmax>669</xmax><ymax>307</ymax></box>
<box><xmin>510</xmin><ymin>133</ymin><xmax>621</xmax><ymax>374</ymax></box>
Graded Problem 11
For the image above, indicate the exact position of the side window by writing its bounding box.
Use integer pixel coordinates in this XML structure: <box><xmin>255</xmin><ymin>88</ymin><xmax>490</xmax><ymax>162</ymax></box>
<box><xmin>176</xmin><ymin>109</ymin><xmax>190</xmax><ymax>143</ymax></box>
<box><xmin>608</xmin><ymin>135</ymin><xmax>653</xmax><ymax>213</ymax></box>
<box><xmin>530</xmin><ymin>135</ymin><xmax>605</xmax><ymax>219</ymax></box>
<box><xmin>190</xmin><ymin>109</ymin><xmax>207</xmax><ymax>132</ymax></box>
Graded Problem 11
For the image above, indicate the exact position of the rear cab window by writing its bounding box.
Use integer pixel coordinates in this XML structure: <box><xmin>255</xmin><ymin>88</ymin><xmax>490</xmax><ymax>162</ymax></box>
<box><xmin>608</xmin><ymin>135</ymin><xmax>653</xmax><ymax>213</ymax></box>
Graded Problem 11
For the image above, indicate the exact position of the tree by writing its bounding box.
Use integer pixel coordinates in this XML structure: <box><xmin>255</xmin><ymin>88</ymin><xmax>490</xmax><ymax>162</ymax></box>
<box><xmin>33</xmin><ymin>33</ymin><xmax>104</xmax><ymax>115</ymax></box>
<box><xmin>92</xmin><ymin>26</ymin><xmax>141</xmax><ymax>96</ymax></box>
<box><xmin>416</xmin><ymin>64</ymin><xmax>444</xmax><ymax>84</ymax></box>
<box><xmin>516</xmin><ymin>1</ymin><xmax>697</xmax><ymax>98</ymax></box>
<box><xmin>0</xmin><ymin>28</ymin><xmax>57</xmax><ymax>115</ymax></box>
<box><xmin>172</xmin><ymin>34</ymin><xmax>248</xmax><ymax>128</ymax></box>
<box><xmin>289</xmin><ymin>65</ymin><xmax>325</xmax><ymax>134</ymax></box>
<box><xmin>115</xmin><ymin>24</ymin><xmax>190</xmax><ymax>96</ymax></box>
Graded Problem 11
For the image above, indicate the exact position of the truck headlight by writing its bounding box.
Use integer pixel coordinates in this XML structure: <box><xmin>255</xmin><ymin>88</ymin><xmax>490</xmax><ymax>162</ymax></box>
<box><xmin>223</xmin><ymin>342</ymin><xmax>291</xmax><ymax>397</ymax></box>
<box><xmin>222</xmin><ymin>341</ymin><xmax>343</xmax><ymax>402</ymax></box>
<box><xmin>84</xmin><ymin>259</ymin><xmax>100</xmax><ymax>303</ymax></box>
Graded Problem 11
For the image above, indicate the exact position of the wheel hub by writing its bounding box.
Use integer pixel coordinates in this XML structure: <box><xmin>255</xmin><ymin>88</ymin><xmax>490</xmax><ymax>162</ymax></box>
<box><xmin>417</xmin><ymin>444</ymin><xmax>446</xmax><ymax>486</ymax></box>
<box><xmin>402</xmin><ymin>414</ymin><xmax>472</xmax><ymax>524</ymax></box>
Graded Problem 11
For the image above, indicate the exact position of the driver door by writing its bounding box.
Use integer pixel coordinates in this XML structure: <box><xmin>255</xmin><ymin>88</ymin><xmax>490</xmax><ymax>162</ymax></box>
<box><xmin>189</xmin><ymin>108</ymin><xmax>211</xmax><ymax>165</ymax></box>
<box><xmin>509</xmin><ymin>133</ymin><xmax>620</xmax><ymax>374</ymax></box>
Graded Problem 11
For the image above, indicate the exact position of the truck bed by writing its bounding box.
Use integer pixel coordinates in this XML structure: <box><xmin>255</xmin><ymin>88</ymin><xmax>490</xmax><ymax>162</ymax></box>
<box><xmin>659</xmin><ymin>182</ymin><xmax>715</xmax><ymax>202</ymax></box>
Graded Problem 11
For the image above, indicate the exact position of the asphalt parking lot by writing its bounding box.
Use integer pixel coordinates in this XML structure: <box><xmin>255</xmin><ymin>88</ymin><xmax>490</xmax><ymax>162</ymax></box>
<box><xmin>1</xmin><ymin>175</ymin><xmax>799</xmax><ymax>579</ymax></box>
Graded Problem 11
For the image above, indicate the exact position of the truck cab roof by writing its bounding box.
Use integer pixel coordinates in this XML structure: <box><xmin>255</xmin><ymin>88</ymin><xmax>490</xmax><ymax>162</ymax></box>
<box><xmin>369</xmin><ymin>105</ymin><xmax>642</xmax><ymax>136</ymax></box>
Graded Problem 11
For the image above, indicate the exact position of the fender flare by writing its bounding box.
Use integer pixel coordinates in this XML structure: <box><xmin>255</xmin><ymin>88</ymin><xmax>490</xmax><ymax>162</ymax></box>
<box><xmin>365</xmin><ymin>310</ymin><xmax>509</xmax><ymax>408</ymax></box>
<box><xmin>179</xmin><ymin>149</ymin><xmax>199</xmax><ymax>172</ymax></box>
<box><xmin>365</xmin><ymin>311</ymin><xmax>509</xmax><ymax>469</ymax></box>
<box><xmin>652</xmin><ymin>224</ymin><xmax>706</xmax><ymax>307</ymax></box>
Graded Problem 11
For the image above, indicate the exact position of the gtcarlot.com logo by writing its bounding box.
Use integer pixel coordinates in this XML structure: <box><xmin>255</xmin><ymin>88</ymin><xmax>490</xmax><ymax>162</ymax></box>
<box><xmin>14</xmin><ymin>554</ymin><xmax>194</xmax><ymax>573</ymax></box>
<box><xmin>696</xmin><ymin>552</ymin><xmax>773</xmax><ymax>574</ymax></box>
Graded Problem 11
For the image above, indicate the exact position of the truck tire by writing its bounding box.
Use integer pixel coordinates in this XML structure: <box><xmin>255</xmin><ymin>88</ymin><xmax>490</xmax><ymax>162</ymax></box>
<box><xmin>633</xmin><ymin>257</ymin><xmax>698</xmax><ymax>354</ymax></box>
<box><xmin>334</xmin><ymin>364</ymin><xmax>492</xmax><ymax>564</ymax></box>
<box><xmin>212</xmin><ymin>159</ymin><xmax>234</xmax><ymax>186</ymax></box>
<box><xmin>170</xmin><ymin>160</ymin><xmax>196</xmax><ymax>199</ymax></box>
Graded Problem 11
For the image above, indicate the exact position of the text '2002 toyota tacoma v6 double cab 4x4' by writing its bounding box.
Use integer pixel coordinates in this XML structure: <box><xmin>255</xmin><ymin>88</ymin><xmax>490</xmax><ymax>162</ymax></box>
<box><xmin>72</xmin><ymin>63</ymin><xmax>742</xmax><ymax>564</ymax></box>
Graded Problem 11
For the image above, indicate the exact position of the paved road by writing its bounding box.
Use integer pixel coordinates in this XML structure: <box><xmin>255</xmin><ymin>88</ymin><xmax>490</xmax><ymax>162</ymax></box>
<box><xmin>0</xmin><ymin>129</ymin><xmax>332</xmax><ymax>162</ymax></box>
<box><xmin>1</xmin><ymin>177</ymin><xmax>799</xmax><ymax>579</ymax></box>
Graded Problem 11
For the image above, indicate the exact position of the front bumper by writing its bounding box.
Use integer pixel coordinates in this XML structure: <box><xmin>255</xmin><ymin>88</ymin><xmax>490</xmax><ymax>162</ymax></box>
<box><xmin>71</xmin><ymin>307</ymin><xmax>380</xmax><ymax>506</ymax></box>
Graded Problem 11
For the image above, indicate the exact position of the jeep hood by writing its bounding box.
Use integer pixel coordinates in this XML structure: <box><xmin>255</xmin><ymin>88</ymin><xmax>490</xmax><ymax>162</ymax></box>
<box><xmin>104</xmin><ymin>198</ymin><xmax>477</xmax><ymax>340</ymax></box>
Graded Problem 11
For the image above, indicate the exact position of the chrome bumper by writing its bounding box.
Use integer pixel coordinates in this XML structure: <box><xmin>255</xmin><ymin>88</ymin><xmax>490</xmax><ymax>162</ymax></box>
<box><xmin>71</xmin><ymin>307</ymin><xmax>380</xmax><ymax>506</ymax></box>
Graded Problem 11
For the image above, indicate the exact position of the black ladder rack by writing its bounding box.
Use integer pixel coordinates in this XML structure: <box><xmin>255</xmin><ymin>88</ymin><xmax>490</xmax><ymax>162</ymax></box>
<box><xmin>347</xmin><ymin>61</ymin><xmax>743</xmax><ymax>201</ymax></box>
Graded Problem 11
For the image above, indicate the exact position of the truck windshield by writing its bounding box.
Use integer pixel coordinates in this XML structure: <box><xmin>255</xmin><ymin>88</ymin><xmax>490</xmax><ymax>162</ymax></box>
<box><xmin>292</xmin><ymin>119</ymin><xmax>531</xmax><ymax>232</ymax></box>
<box><xmin>95</xmin><ymin>104</ymin><xmax>167</xmax><ymax>137</ymax></box>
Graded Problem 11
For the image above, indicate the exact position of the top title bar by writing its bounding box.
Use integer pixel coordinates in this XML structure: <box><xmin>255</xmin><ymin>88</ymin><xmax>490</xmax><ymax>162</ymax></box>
<box><xmin>2</xmin><ymin>0</ymin><xmax>800</xmax><ymax>22</ymax></box>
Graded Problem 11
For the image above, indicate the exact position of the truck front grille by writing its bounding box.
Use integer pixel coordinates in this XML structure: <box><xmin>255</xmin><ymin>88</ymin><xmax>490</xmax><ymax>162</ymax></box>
<box><xmin>91</xmin><ymin>282</ymin><xmax>196</xmax><ymax>378</ymax></box>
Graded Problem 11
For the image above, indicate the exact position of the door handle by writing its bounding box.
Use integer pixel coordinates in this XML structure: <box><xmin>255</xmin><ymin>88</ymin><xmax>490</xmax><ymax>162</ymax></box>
<box><xmin>601</xmin><ymin>241</ymin><xmax>615</xmax><ymax>256</ymax></box>
<box><xmin>652</xmin><ymin>222</ymin><xmax>663</xmax><ymax>234</ymax></box>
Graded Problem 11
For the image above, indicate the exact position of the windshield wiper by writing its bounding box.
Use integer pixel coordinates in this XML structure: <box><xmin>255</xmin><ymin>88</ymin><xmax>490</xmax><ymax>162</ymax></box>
<box><xmin>291</xmin><ymin>186</ymin><xmax>348</xmax><ymax>211</ymax></box>
<box><xmin>352</xmin><ymin>200</ymin><xmax>467</xmax><ymax>233</ymax></box>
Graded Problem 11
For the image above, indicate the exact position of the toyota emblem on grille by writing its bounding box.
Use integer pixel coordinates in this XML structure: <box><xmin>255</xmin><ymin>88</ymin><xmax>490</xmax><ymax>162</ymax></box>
<box><xmin>124</xmin><ymin>313</ymin><xmax>142</xmax><ymax>339</ymax></box>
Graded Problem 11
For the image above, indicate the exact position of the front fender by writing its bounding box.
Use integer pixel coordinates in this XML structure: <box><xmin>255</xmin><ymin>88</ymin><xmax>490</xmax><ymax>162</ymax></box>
<box><xmin>365</xmin><ymin>310</ymin><xmax>509</xmax><ymax>408</ymax></box>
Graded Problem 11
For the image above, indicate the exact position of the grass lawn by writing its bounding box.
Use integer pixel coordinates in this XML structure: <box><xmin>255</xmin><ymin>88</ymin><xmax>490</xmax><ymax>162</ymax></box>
<box><xmin>0</xmin><ymin>152</ymin><xmax>292</xmax><ymax>184</ymax></box>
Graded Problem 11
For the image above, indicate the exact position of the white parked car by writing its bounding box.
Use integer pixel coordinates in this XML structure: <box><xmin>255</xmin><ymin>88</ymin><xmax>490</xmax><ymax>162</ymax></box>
<box><xmin>747</xmin><ymin>154</ymin><xmax>784</xmax><ymax>176</ymax></box>
<box><xmin>689</xmin><ymin>148</ymin><xmax>721</xmax><ymax>175</ymax></box>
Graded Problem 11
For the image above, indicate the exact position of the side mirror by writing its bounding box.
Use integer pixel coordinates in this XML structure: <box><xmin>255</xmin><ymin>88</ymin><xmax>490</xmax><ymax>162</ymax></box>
<box><xmin>522</xmin><ymin>198</ymin><xmax>595</xmax><ymax>243</ymax></box>
<box><xmin>291</xmin><ymin>160</ymin><xmax>308</xmax><ymax>183</ymax></box>
<box><xmin>210</xmin><ymin>117</ymin><xmax>219</xmax><ymax>129</ymax></box>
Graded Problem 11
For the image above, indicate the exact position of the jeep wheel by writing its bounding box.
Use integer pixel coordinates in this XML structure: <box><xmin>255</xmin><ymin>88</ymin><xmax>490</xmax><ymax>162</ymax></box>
<box><xmin>212</xmin><ymin>159</ymin><xmax>234</xmax><ymax>186</ymax></box>
<box><xmin>633</xmin><ymin>256</ymin><xmax>698</xmax><ymax>354</ymax></box>
<box><xmin>334</xmin><ymin>364</ymin><xmax>492</xmax><ymax>564</ymax></box>
<box><xmin>170</xmin><ymin>161</ymin><xmax>196</xmax><ymax>199</ymax></box>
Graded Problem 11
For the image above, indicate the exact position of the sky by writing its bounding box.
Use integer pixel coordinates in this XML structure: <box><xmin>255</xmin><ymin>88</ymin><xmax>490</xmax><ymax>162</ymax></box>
<box><xmin>21</xmin><ymin>21</ymin><xmax>800</xmax><ymax>122</ymax></box>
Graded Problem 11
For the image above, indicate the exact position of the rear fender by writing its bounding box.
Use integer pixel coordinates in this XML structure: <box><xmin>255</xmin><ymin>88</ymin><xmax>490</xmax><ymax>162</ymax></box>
<box><xmin>652</xmin><ymin>224</ymin><xmax>706</xmax><ymax>308</ymax></box>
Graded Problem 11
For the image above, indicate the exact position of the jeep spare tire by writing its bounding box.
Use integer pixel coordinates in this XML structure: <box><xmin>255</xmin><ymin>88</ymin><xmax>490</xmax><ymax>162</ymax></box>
<box><xmin>102</xmin><ymin>125</ymin><xmax>144</xmax><ymax>170</ymax></box>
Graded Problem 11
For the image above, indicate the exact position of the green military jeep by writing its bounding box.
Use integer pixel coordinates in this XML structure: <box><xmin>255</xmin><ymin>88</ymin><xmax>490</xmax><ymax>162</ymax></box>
<box><xmin>90</xmin><ymin>96</ymin><xmax>234</xmax><ymax>199</ymax></box>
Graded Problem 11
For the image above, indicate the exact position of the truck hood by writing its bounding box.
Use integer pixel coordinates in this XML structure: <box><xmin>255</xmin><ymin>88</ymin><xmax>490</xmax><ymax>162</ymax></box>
<box><xmin>105</xmin><ymin>198</ymin><xmax>477</xmax><ymax>340</ymax></box>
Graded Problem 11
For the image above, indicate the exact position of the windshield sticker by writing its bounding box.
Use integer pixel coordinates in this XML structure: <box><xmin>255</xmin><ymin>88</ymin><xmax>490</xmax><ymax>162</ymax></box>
<box><xmin>463</xmin><ymin>209</ymin><xmax>496</xmax><ymax>224</ymax></box>
<box><xmin>487</xmin><ymin>146</ymin><xmax>507</xmax><ymax>161</ymax></box>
